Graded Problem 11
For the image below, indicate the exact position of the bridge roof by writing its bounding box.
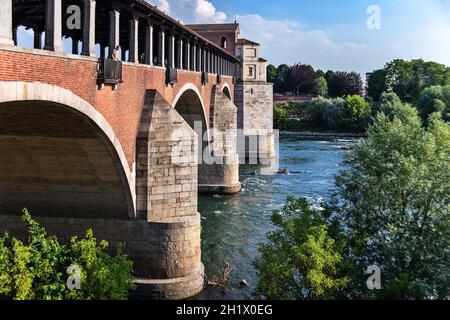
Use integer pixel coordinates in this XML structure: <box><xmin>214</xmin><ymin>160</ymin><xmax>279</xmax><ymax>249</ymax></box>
<box><xmin>135</xmin><ymin>0</ymin><xmax>240</xmax><ymax>61</ymax></box>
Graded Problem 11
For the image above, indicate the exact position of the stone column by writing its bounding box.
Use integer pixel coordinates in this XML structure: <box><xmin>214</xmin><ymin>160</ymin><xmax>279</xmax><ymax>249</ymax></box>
<box><xmin>81</xmin><ymin>0</ymin><xmax>96</xmax><ymax>56</ymax></box>
<box><xmin>186</xmin><ymin>41</ymin><xmax>191</xmax><ymax>70</ymax></box>
<box><xmin>133</xmin><ymin>90</ymin><xmax>204</xmax><ymax>300</ymax></box>
<box><xmin>157</xmin><ymin>28</ymin><xmax>165</xmax><ymax>67</ymax></box>
<box><xmin>145</xmin><ymin>23</ymin><xmax>153</xmax><ymax>65</ymax></box>
<box><xmin>108</xmin><ymin>9</ymin><xmax>120</xmax><ymax>58</ymax></box>
<box><xmin>192</xmin><ymin>44</ymin><xmax>196</xmax><ymax>71</ymax></box>
<box><xmin>167</xmin><ymin>34</ymin><xmax>175</xmax><ymax>68</ymax></box>
<box><xmin>33</xmin><ymin>29</ymin><xmax>42</xmax><ymax>49</ymax></box>
<box><xmin>0</xmin><ymin>0</ymin><xmax>14</xmax><ymax>46</ymax></box>
<box><xmin>198</xmin><ymin>87</ymin><xmax>241</xmax><ymax>194</ymax></box>
<box><xmin>128</xmin><ymin>17</ymin><xmax>139</xmax><ymax>63</ymax></box>
<box><xmin>44</xmin><ymin>0</ymin><xmax>63</xmax><ymax>52</ymax></box>
<box><xmin>198</xmin><ymin>48</ymin><xmax>202</xmax><ymax>72</ymax></box>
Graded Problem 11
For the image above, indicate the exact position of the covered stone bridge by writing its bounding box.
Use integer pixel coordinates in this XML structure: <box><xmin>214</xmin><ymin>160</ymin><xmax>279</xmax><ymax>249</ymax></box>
<box><xmin>0</xmin><ymin>0</ymin><xmax>242</xmax><ymax>299</ymax></box>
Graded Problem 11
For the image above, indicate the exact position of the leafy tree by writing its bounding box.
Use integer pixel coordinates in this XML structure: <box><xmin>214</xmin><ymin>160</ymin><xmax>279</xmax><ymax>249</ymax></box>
<box><xmin>267</xmin><ymin>64</ymin><xmax>277</xmax><ymax>84</ymax></box>
<box><xmin>369</xmin><ymin>59</ymin><xmax>450</xmax><ymax>104</ymax></box>
<box><xmin>328</xmin><ymin>71</ymin><xmax>363</xmax><ymax>98</ymax></box>
<box><xmin>344</xmin><ymin>95</ymin><xmax>370</xmax><ymax>121</ymax></box>
<box><xmin>0</xmin><ymin>209</ymin><xmax>135</xmax><ymax>300</ymax></box>
<box><xmin>289</xmin><ymin>64</ymin><xmax>318</xmax><ymax>95</ymax></box>
<box><xmin>417</xmin><ymin>85</ymin><xmax>450</xmax><ymax>121</ymax></box>
<box><xmin>316</xmin><ymin>76</ymin><xmax>328</xmax><ymax>97</ymax></box>
<box><xmin>256</xmin><ymin>95</ymin><xmax>450</xmax><ymax>299</ymax></box>
<box><xmin>306</xmin><ymin>96</ymin><xmax>370</xmax><ymax>131</ymax></box>
<box><xmin>274</xmin><ymin>64</ymin><xmax>291</xmax><ymax>93</ymax></box>
<box><xmin>316</xmin><ymin>69</ymin><xmax>325</xmax><ymax>79</ymax></box>
<box><xmin>254</xmin><ymin>198</ymin><xmax>348</xmax><ymax>299</ymax></box>
<box><xmin>273</xmin><ymin>107</ymin><xmax>289</xmax><ymax>130</ymax></box>
<box><xmin>367</xmin><ymin>69</ymin><xmax>388</xmax><ymax>101</ymax></box>
<box><xmin>335</xmin><ymin>98</ymin><xmax>450</xmax><ymax>299</ymax></box>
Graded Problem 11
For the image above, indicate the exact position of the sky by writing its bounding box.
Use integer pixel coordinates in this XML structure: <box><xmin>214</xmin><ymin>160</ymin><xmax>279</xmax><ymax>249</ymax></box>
<box><xmin>148</xmin><ymin>0</ymin><xmax>450</xmax><ymax>76</ymax></box>
<box><xmin>15</xmin><ymin>0</ymin><xmax>450</xmax><ymax>77</ymax></box>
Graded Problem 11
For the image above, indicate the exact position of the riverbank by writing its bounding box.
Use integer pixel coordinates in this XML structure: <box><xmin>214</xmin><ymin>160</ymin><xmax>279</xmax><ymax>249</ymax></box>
<box><xmin>281</xmin><ymin>131</ymin><xmax>367</xmax><ymax>138</ymax></box>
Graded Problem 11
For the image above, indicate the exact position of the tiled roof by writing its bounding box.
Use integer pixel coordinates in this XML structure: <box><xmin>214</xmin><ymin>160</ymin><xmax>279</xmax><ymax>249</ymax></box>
<box><xmin>237</xmin><ymin>38</ymin><xmax>260</xmax><ymax>46</ymax></box>
<box><xmin>185</xmin><ymin>23</ymin><xmax>240</xmax><ymax>32</ymax></box>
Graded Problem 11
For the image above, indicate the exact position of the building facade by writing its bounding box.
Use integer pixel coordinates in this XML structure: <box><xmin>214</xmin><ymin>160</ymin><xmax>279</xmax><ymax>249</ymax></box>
<box><xmin>186</xmin><ymin>23</ymin><xmax>276</xmax><ymax>164</ymax></box>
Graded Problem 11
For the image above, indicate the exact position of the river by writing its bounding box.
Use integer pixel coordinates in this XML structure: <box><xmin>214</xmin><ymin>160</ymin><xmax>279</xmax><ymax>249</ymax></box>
<box><xmin>195</xmin><ymin>135</ymin><xmax>354</xmax><ymax>300</ymax></box>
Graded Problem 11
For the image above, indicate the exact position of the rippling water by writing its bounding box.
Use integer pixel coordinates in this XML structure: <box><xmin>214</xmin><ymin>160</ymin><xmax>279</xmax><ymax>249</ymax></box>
<box><xmin>195</xmin><ymin>136</ymin><xmax>353</xmax><ymax>300</ymax></box>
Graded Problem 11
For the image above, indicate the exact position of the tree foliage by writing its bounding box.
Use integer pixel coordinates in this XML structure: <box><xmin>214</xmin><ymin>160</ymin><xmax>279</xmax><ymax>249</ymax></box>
<box><xmin>367</xmin><ymin>59</ymin><xmax>450</xmax><ymax>103</ymax></box>
<box><xmin>270</xmin><ymin>64</ymin><xmax>362</xmax><ymax>97</ymax></box>
<box><xmin>417</xmin><ymin>85</ymin><xmax>450</xmax><ymax>121</ymax></box>
<box><xmin>254</xmin><ymin>198</ymin><xmax>348</xmax><ymax>299</ymax></box>
<box><xmin>257</xmin><ymin>94</ymin><xmax>450</xmax><ymax>299</ymax></box>
<box><xmin>316</xmin><ymin>76</ymin><xmax>328</xmax><ymax>97</ymax></box>
<box><xmin>327</xmin><ymin>71</ymin><xmax>363</xmax><ymax>98</ymax></box>
<box><xmin>267</xmin><ymin>64</ymin><xmax>277</xmax><ymax>84</ymax></box>
<box><xmin>289</xmin><ymin>64</ymin><xmax>318</xmax><ymax>95</ymax></box>
<box><xmin>305</xmin><ymin>95</ymin><xmax>370</xmax><ymax>131</ymax></box>
<box><xmin>0</xmin><ymin>209</ymin><xmax>135</xmax><ymax>300</ymax></box>
<box><xmin>335</xmin><ymin>99</ymin><xmax>450</xmax><ymax>299</ymax></box>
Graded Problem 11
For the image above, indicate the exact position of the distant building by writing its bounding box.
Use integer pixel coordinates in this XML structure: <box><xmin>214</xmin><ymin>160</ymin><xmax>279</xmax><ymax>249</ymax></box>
<box><xmin>186</xmin><ymin>23</ymin><xmax>275</xmax><ymax>162</ymax></box>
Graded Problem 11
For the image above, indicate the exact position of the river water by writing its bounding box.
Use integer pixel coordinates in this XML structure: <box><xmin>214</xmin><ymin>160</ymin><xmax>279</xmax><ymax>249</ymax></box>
<box><xmin>195</xmin><ymin>135</ymin><xmax>353</xmax><ymax>300</ymax></box>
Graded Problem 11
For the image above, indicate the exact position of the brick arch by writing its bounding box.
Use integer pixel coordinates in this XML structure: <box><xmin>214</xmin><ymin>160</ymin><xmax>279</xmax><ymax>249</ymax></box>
<box><xmin>172</xmin><ymin>83</ymin><xmax>209</xmax><ymax>133</ymax></box>
<box><xmin>0</xmin><ymin>81</ymin><xmax>136</xmax><ymax>219</ymax></box>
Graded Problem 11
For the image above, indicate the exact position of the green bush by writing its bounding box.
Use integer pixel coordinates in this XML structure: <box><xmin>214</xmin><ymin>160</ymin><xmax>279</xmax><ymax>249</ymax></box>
<box><xmin>305</xmin><ymin>95</ymin><xmax>371</xmax><ymax>132</ymax></box>
<box><xmin>417</xmin><ymin>85</ymin><xmax>450</xmax><ymax>121</ymax></box>
<box><xmin>344</xmin><ymin>95</ymin><xmax>370</xmax><ymax>121</ymax></box>
<box><xmin>0</xmin><ymin>209</ymin><xmax>135</xmax><ymax>300</ymax></box>
<box><xmin>254</xmin><ymin>198</ymin><xmax>348</xmax><ymax>299</ymax></box>
<box><xmin>274</xmin><ymin>106</ymin><xmax>289</xmax><ymax>130</ymax></box>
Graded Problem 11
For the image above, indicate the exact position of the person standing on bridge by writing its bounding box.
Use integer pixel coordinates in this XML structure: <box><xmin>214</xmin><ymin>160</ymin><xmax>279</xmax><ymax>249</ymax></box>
<box><xmin>112</xmin><ymin>45</ymin><xmax>121</xmax><ymax>61</ymax></box>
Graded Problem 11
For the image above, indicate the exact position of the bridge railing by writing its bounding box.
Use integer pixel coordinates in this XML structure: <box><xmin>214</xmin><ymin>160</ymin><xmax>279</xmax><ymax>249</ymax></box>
<box><xmin>97</xmin><ymin>58</ymin><xmax>123</xmax><ymax>85</ymax></box>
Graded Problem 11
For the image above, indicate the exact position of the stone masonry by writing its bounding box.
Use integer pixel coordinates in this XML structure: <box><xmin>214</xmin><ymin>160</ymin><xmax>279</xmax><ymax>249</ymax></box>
<box><xmin>198</xmin><ymin>86</ymin><xmax>241</xmax><ymax>194</ymax></box>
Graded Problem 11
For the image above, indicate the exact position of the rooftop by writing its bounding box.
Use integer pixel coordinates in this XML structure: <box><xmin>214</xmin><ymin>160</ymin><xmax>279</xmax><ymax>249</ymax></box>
<box><xmin>237</xmin><ymin>38</ymin><xmax>260</xmax><ymax>46</ymax></box>
<box><xmin>185</xmin><ymin>23</ymin><xmax>241</xmax><ymax>33</ymax></box>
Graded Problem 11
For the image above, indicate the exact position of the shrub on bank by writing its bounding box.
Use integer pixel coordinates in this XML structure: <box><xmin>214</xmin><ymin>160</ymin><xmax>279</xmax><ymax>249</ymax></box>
<box><xmin>0</xmin><ymin>209</ymin><xmax>135</xmax><ymax>300</ymax></box>
<box><xmin>305</xmin><ymin>95</ymin><xmax>371</xmax><ymax>132</ymax></box>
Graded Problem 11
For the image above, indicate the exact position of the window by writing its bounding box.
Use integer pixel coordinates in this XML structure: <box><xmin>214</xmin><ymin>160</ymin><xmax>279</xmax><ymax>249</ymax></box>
<box><xmin>248</xmin><ymin>66</ymin><xmax>254</xmax><ymax>77</ymax></box>
<box><xmin>245</xmin><ymin>48</ymin><xmax>257</xmax><ymax>58</ymax></box>
<box><xmin>221</xmin><ymin>37</ymin><xmax>227</xmax><ymax>49</ymax></box>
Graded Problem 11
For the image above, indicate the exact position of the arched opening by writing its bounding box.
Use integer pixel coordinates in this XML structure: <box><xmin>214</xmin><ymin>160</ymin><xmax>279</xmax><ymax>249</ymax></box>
<box><xmin>174</xmin><ymin>89</ymin><xmax>208</xmax><ymax>139</ymax></box>
<box><xmin>0</xmin><ymin>100</ymin><xmax>133</xmax><ymax>220</ymax></box>
<box><xmin>221</xmin><ymin>36</ymin><xmax>227</xmax><ymax>49</ymax></box>
<box><xmin>222</xmin><ymin>85</ymin><xmax>232</xmax><ymax>100</ymax></box>
<box><xmin>173</xmin><ymin>88</ymin><xmax>210</xmax><ymax>187</ymax></box>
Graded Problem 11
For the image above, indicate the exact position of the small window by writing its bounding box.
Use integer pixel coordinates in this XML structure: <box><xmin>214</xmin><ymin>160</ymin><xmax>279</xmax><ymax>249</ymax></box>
<box><xmin>221</xmin><ymin>37</ymin><xmax>227</xmax><ymax>49</ymax></box>
<box><xmin>248</xmin><ymin>66</ymin><xmax>254</xmax><ymax>77</ymax></box>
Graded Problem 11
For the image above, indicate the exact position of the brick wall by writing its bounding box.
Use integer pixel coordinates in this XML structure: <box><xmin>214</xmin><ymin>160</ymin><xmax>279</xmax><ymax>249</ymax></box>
<box><xmin>0</xmin><ymin>47</ymin><xmax>234</xmax><ymax>171</ymax></box>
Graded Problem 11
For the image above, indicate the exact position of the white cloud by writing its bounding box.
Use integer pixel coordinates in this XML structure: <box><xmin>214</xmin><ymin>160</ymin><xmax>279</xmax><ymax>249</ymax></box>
<box><xmin>236</xmin><ymin>14</ymin><xmax>368</xmax><ymax>73</ymax></box>
<box><xmin>148</xmin><ymin>0</ymin><xmax>227</xmax><ymax>23</ymax></box>
<box><xmin>152</xmin><ymin>0</ymin><xmax>170</xmax><ymax>14</ymax></box>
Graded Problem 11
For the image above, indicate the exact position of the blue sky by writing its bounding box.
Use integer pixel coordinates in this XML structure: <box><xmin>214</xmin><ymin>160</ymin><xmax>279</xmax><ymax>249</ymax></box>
<box><xmin>150</xmin><ymin>0</ymin><xmax>450</xmax><ymax>77</ymax></box>
<box><xmin>16</xmin><ymin>0</ymin><xmax>450</xmax><ymax>77</ymax></box>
